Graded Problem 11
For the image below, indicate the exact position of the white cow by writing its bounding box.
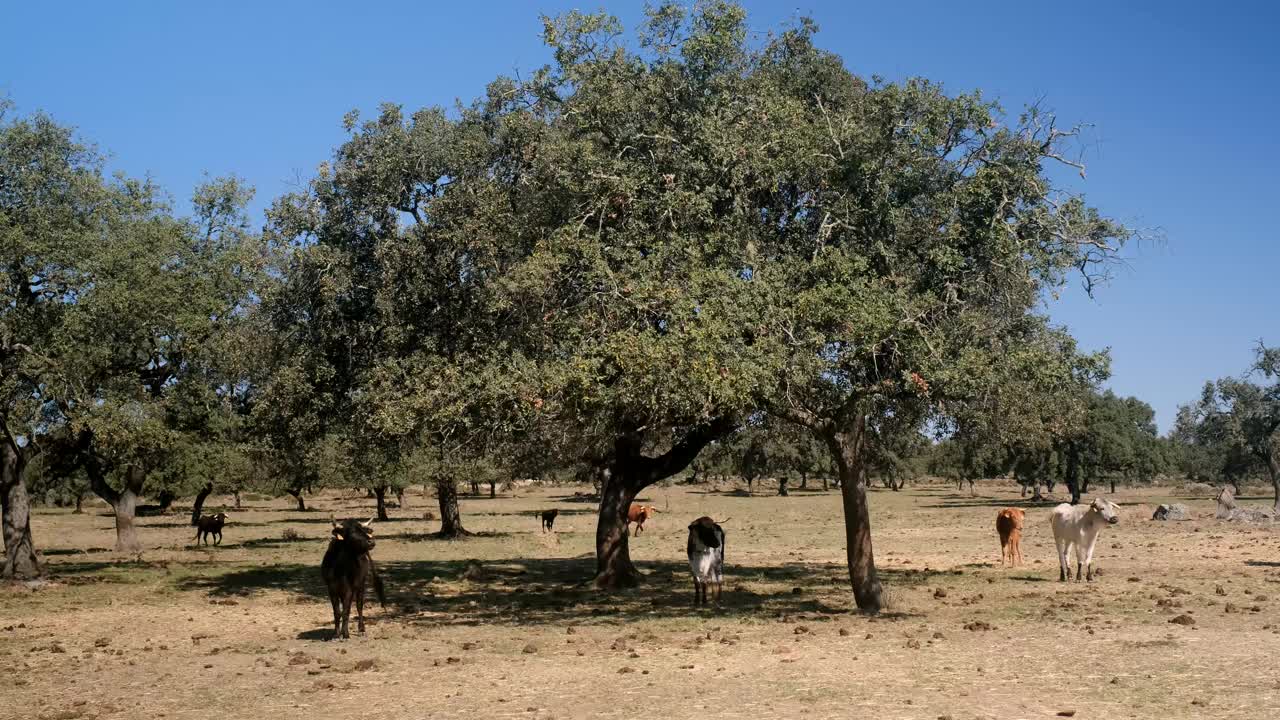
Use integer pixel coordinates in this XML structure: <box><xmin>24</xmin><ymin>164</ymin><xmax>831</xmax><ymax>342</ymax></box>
<box><xmin>1049</xmin><ymin>498</ymin><xmax>1120</xmax><ymax>582</ymax></box>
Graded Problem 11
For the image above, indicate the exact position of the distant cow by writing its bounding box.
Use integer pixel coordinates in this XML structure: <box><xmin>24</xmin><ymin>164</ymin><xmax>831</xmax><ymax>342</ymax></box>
<box><xmin>627</xmin><ymin>504</ymin><xmax>658</xmax><ymax>534</ymax></box>
<box><xmin>687</xmin><ymin>516</ymin><xmax>727</xmax><ymax>606</ymax></box>
<box><xmin>541</xmin><ymin>509</ymin><xmax>559</xmax><ymax>532</ymax></box>
<box><xmin>995</xmin><ymin>508</ymin><xmax>1024</xmax><ymax>566</ymax></box>
<box><xmin>1049</xmin><ymin>498</ymin><xmax>1120</xmax><ymax>582</ymax></box>
<box><xmin>194</xmin><ymin>512</ymin><xmax>228</xmax><ymax>546</ymax></box>
<box><xmin>321</xmin><ymin>517</ymin><xmax>386</xmax><ymax>640</ymax></box>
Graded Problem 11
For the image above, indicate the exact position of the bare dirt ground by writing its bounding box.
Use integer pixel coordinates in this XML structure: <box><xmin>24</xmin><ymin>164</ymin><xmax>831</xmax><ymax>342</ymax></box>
<box><xmin>5</xmin><ymin>480</ymin><xmax>1280</xmax><ymax>720</ymax></box>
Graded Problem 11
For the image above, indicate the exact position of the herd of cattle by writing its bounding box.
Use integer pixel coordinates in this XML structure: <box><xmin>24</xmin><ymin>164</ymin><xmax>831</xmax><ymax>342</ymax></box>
<box><xmin>188</xmin><ymin>495</ymin><xmax>1127</xmax><ymax>640</ymax></box>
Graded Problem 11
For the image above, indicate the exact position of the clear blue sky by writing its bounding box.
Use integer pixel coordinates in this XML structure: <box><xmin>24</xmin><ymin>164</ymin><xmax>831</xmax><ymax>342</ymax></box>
<box><xmin>4</xmin><ymin>1</ymin><xmax>1277</xmax><ymax>432</ymax></box>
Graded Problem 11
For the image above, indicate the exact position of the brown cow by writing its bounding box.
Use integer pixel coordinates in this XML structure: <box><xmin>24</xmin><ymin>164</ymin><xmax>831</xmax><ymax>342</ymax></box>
<box><xmin>996</xmin><ymin>508</ymin><xmax>1025</xmax><ymax>566</ymax></box>
<box><xmin>627</xmin><ymin>504</ymin><xmax>658</xmax><ymax>534</ymax></box>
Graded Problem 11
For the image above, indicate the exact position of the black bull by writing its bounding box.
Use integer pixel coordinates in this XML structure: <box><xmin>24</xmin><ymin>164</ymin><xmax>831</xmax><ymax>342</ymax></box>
<box><xmin>321</xmin><ymin>517</ymin><xmax>386</xmax><ymax>639</ymax></box>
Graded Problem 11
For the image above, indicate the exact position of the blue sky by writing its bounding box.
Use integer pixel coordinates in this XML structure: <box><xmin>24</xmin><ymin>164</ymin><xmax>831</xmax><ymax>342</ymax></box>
<box><xmin>4</xmin><ymin>1</ymin><xmax>1276</xmax><ymax>432</ymax></box>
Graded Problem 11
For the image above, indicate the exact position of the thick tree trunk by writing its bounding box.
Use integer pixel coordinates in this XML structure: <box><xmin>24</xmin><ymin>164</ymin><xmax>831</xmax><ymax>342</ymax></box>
<box><xmin>594</xmin><ymin>420</ymin><xmax>732</xmax><ymax>590</ymax></box>
<box><xmin>1064</xmin><ymin>445</ymin><xmax>1081</xmax><ymax>505</ymax></box>
<box><xmin>777</xmin><ymin>476</ymin><xmax>789</xmax><ymax>496</ymax></box>
<box><xmin>287</xmin><ymin>488</ymin><xmax>306</xmax><ymax>512</ymax></box>
<box><xmin>87</xmin><ymin>460</ymin><xmax>145</xmax><ymax>553</ymax></box>
<box><xmin>2</xmin><ymin>442</ymin><xmax>41</xmax><ymax>579</ymax></box>
<box><xmin>594</xmin><ymin>470</ymin><xmax>640</xmax><ymax>589</ymax></box>
<box><xmin>1268</xmin><ymin>457</ymin><xmax>1280</xmax><ymax>514</ymax></box>
<box><xmin>110</xmin><ymin>491</ymin><xmax>141</xmax><ymax>552</ymax></box>
<box><xmin>155</xmin><ymin>489</ymin><xmax>176</xmax><ymax>513</ymax></box>
<box><xmin>799</xmin><ymin>471</ymin><xmax>808</xmax><ymax>490</ymax></box>
<box><xmin>822</xmin><ymin>476</ymin><xmax>829</xmax><ymax>491</ymax></box>
<box><xmin>1110</xmin><ymin>477</ymin><xmax>1116</xmax><ymax>494</ymax></box>
<box><xmin>745</xmin><ymin>475</ymin><xmax>754</xmax><ymax>495</ymax></box>
<box><xmin>374</xmin><ymin>485</ymin><xmax>389</xmax><ymax>522</ymax></box>
<box><xmin>191</xmin><ymin>483</ymin><xmax>213</xmax><ymax>526</ymax></box>
<box><xmin>489</xmin><ymin>479</ymin><xmax>497</xmax><ymax>498</ymax></box>
<box><xmin>233</xmin><ymin>490</ymin><xmax>242</xmax><ymax>510</ymax></box>
<box><xmin>396</xmin><ymin>488</ymin><xmax>406</xmax><ymax>509</ymax></box>
<box><xmin>436</xmin><ymin>478</ymin><xmax>468</xmax><ymax>537</ymax></box>
<box><xmin>823</xmin><ymin>420</ymin><xmax>882</xmax><ymax>614</ymax></box>
<box><xmin>74</xmin><ymin>492</ymin><xmax>85</xmax><ymax>514</ymax></box>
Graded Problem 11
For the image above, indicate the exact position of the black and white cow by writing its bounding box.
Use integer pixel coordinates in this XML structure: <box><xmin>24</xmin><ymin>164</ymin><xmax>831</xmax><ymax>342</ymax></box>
<box><xmin>686</xmin><ymin>516</ymin><xmax>726</xmax><ymax>606</ymax></box>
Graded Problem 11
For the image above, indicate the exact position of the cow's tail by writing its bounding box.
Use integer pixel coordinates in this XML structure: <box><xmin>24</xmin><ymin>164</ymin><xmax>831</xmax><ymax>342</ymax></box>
<box><xmin>371</xmin><ymin>562</ymin><xmax>386</xmax><ymax>608</ymax></box>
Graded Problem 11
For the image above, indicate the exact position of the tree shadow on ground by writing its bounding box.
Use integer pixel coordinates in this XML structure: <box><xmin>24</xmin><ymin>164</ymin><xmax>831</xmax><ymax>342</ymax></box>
<box><xmin>467</xmin><ymin>508</ymin><xmax>598</xmax><ymax>518</ymax></box>
<box><xmin>177</xmin><ymin>557</ymin><xmax>936</xmax><ymax>635</ymax></box>
<box><xmin>548</xmin><ymin>496</ymin><xmax>600</xmax><ymax>505</ymax></box>
<box><xmin>1245</xmin><ymin>560</ymin><xmax>1280</xmax><ymax>567</ymax></box>
<box><xmin>925</xmin><ymin>496</ymin><xmax>1061</xmax><ymax>510</ymax></box>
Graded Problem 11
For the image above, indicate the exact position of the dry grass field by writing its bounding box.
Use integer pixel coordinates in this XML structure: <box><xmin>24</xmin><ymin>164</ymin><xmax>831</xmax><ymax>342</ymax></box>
<box><xmin>4</xmin><ymin>480</ymin><xmax>1280</xmax><ymax>720</ymax></box>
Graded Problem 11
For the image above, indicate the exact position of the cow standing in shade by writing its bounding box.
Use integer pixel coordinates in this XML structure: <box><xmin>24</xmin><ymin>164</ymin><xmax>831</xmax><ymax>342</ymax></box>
<box><xmin>321</xmin><ymin>517</ymin><xmax>386</xmax><ymax>639</ymax></box>
<box><xmin>687</xmin><ymin>516</ymin><xmax>726</xmax><ymax>606</ymax></box>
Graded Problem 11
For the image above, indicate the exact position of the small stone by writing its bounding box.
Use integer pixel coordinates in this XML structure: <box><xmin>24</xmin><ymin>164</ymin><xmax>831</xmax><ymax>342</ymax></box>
<box><xmin>1057</xmin><ymin>712</ymin><xmax>1076</xmax><ymax>717</ymax></box>
<box><xmin>933</xmin><ymin>588</ymin><xmax>948</xmax><ymax>599</ymax></box>
<box><xmin>1215</xmin><ymin>585</ymin><xmax>1227</xmax><ymax>596</ymax></box>
<box><xmin>522</xmin><ymin>644</ymin><xmax>538</xmax><ymax>654</ymax></box>
<box><xmin>932</xmin><ymin>632</ymin><xmax>945</xmax><ymax>639</ymax></box>
<box><xmin>1168</xmin><ymin>614</ymin><xmax>1195</xmax><ymax>626</ymax></box>
<box><xmin>353</xmin><ymin>659</ymin><xmax>377</xmax><ymax>671</ymax></box>
<box><xmin>793</xmin><ymin>626</ymin><xmax>810</xmax><ymax>635</ymax></box>
<box><xmin>905</xmin><ymin>639</ymin><xmax>921</xmax><ymax>649</ymax></box>
<box><xmin>618</xmin><ymin>666</ymin><xmax>635</xmax><ymax>674</ymax></box>
<box><xmin>838</xmin><ymin>628</ymin><xmax>850</xmax><ymax>637</ymax></box>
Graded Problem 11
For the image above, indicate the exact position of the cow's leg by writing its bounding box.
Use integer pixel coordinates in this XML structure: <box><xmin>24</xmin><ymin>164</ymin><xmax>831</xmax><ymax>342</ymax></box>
<box><xmin>194</xmin><ymin>528</ymin><xmax>201</xmax><ymax>544</ymax></box>
<box><xmin>692</xmin><ymin>580</ymin><xmax>700</xmax><ymax>606</ymax></box>
<box><xmin>356</xmin><ymin>585</ymin><xmax>366</xmax><ymax>633</ymax></box>
<box><xmin>328</xmin><ymin>589</ymin><xmax>341</xmax><ymax>639</ymax></box>
<box><xmin>1013</xmin><ymin>533</ymin><xmax>1022</xmax><ymax>566</ymax></box>
<box><xmin>1084</xmin><ymin>538</ymin><xmax>1098</xmax><ymax>582</ymax></box>
<box><xmin>339</xmin><ymin>588</ymin><xmax>352</xmax><ymax>639</ymax></box>
<box><xmin>214</xmin><ymin>530</ymin><xmax>221</xmax><ymax>546</ymax></box>
<box><xmin>1055</xmin><ymin>537</ymin><xmax>1069</xmax><ymax>581</ymax></box>
<box><xmin>714</xmin><ymin>581</ymin><xmax>722</xmax><ymax>606</ymax></box>
<box><xmin>1074</xmin><ymin>543</ymin><xmax>1086</xmax><ymax>583</ymax></box>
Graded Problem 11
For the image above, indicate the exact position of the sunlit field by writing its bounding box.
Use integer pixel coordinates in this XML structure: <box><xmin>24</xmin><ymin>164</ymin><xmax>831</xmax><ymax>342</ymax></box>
<box><xmin>6</xmin><ymin>479</ymin><xmax>1279</xmax><ymax>720</ymax></box>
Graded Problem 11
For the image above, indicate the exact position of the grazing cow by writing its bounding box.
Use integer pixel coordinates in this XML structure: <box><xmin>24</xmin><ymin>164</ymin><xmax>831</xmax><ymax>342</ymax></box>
<box><xmin>321</xmin><ymin>517</ymin><xmax>386</xmax><ymax>639</ymax></box>
<box><xmin>687</xmin><ymin>516</ymin><xmax>726</xmax><ymax>606</ymax></box>
<box><xmin>540</xmin><ymin>508</ymin><xmax>559</xmax><ymax>532</ymax></box>
<box><xmin>627</xmin><ymin>504</ymin><xmax>658</xmax><ymax>534</ymax></box>
<box><xmin>1049</xmin><ymin>498</ymin><xmax>1120</xmax><ymax>582</ymax></box>
<box><xmin>194</xmin><ymin>512</ymin><xmax>228</xmax><ymax>546</ymax></box>
<box><xmin>995</xmin><ymin>508</ymin><xmax>1025</xmax><ymax>566</ymax></box>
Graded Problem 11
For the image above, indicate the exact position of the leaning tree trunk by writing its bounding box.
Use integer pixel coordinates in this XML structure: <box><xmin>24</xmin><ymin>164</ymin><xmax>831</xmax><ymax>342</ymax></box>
<box><xmin>489</xmin><ymin>478</ymin><xmax>497</xmax><ymax>498</ymax></box>
<box><xmin>1</xmin><ymin>442</ymin><xmax>42</xmax><ymax>579</ymax></box>
<box><xmin>396</xmin><ymin>487</ymin><xmax>406</xmax><ymax>509</ymax></box>
<box><xmin>286</xmin><ymin>488</ymin><xmax>306</xmax><ymax>511</ymax></box>
<box><xmin>233</xmin><ymin>490</ymin><xmax>242</xmax><ymax>510</ymax></box>
<box><xmin>191</xmin><ymin>483</ymin><xmax>213</xmax><ymax>526</ymax></box>
<box><xmin>374</xmin><ymin>485</ymin><xmax>389</xmax><ymax>522</ymax></box>
<box><xmin>799</xmin><ymin>471</ymin><xmax>808</xmax><ymax>490</ymax></box>
<box><xmin>822</xmin><ymin>475</ymin><xmax>829</xmax><ymax>491</ymax></box>
<box><xmin>74</xmin><ymin>491</ymin><xmax>85</xmax><ymax>514</ymax></box>
<box><xmin>822</xmin><ymin>419</ymin><xmax>882</xmax><ymax>614</ymax></box>
<box><xmin>436</xmin><ymin>477</ymin><xmax>468</xmax><ymax>537</ymax></box>
<box><xmin>778</xmin><ymin>475</ymin><xmax>789</xmax><ymax>496</ymax></box>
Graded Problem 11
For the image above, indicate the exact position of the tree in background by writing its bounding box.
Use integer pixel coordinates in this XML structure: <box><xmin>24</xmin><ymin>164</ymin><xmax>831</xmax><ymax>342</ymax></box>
<box><xmin>1180</xmin><ymin>345</ymin><xmax>1280</xmax><ymax>510</ymax></box>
